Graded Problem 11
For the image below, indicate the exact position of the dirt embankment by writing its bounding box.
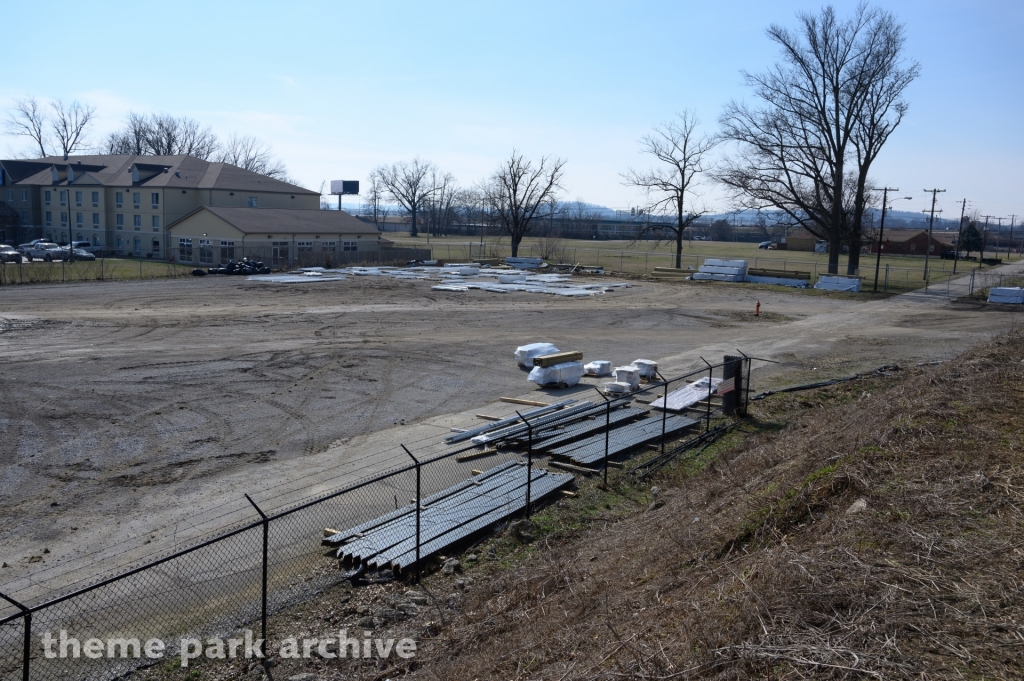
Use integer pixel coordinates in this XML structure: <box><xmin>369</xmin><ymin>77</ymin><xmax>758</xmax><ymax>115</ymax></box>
<box><xmin>408</xmin><ymin>331</ymin><xmax>1024</xmax><ymax>679</ymax></box>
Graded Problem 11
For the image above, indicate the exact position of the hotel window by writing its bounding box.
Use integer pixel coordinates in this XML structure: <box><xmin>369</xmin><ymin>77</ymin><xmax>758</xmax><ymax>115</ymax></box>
<box><xmin>45</xmin><ymin>211</ymin><xmax>52</xmax><ymax>227</ymax></box>
<box><xmin>5</xmin><ymin>190</ymin><xmax>11</xmax><ymax>201</ymax></box>
<box><xmin>116</xmin><ymin>214</ymin><xmax>124</xmax><ymax>229</ymax></box>
<box><xmin>178</xmin><ymin>238</ymin><xmax>193</xmax><ymax>262</ymax></box>
<box><xmin>116</xmin><ymin>236</ymin><xmax>123</xmax><ymax>249</ymax></box>
<box><xmin>59</xmin><ymin>190</ymin><xmax>67</xmax><ymax>206</ymax></box>
<box><xmin>132</xmin><ymin>192</ymin><xmax>140</xmax><ymax>209</ymax></box>
<box><xmin>297</xmin><ymin>241</ymin><xmax>314</xmax><ymax>252</ymax></box>
<box><xmin>321</xmin><ymin>241</ymin><xmax>336</xmax><ymax>252</ymax></box>
<box><xmin>75</xmin><ymin>191</ymin><xmax>83</xmax><ymax>207</ymax></box>
<box><xmin>342</xmin><ymin>241</ymin><xmax>357</xmax><ymax>252</ymax></box>
<box><xmin>198</xmin><ymin>239</ymin><xmax>213</xmax><ymax>265</ymax></box>
<box><xmin>247</xmin><ymin>196</ymin><xmax>258</xmax><ymax>207</ymax></box>
<box><xmin>152</xmin><ymin>239</ymin><xmax>161</xmax><ymax>255</ymax></box>
<box><xmin>219</xmin><ymin>241</ymin><xmax>235</xmax><ymax>262</ymax></box>
<box><xmin>76</xmin><ymin>232</ymin><xmax>83</xmax><ymax>241</ymax></box>
<box><xmin>21</xmin><ymin>211</ymin><xmax>28</xmax><ymax>222</ymax></box>
<box><xmin>133</xmin><ymin>215</ymin><xmax>142</xmax><ymax>230</ymax></box>
<box><xmin>115</xmin><ymin>192</ymin><xmax>123</xmax><ymax>208</ymax></box>
<box><xmin>93</xmin><ymin>213</ymin><xmax>100</xmax><ymax>227</ymax></box>
<box><xmin>44</xmin><ymin>190</ymin><xmax>51</xmax><ymax>205</ymax></box>
<box><xmin>151</xmin><ymin>215</ymin><xmax>160</xmax><ymax>229</ymax></box>
<box><xmin>21</xmin><ymin>190</ymin><xmax>29</xmax><ymax>202</ymax></box>
<box><xmin>60</xmin><ymin>212</ymin><xmax>68</xmax><ymax>227</ymax></box>
<box><xmin>151</xmin><ymin>192</ymin><xmax>159</xmax><ymax>208</ymax></box>
<box><xmin>76</xmin><ymin>212</ymin><xmax>84</xmax><ymax>226</ymax></box>
<box><xmin>91</xmin><ymin>191</ymin><xmax>99</xmax><ymax>207</ymax></box>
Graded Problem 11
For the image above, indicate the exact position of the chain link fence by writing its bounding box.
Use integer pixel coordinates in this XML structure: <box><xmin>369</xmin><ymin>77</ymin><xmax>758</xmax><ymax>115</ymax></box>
<box><xmin>0</xmin><ymin>358</ymin><xmax>748</xmax><ymax>681</ymax></box>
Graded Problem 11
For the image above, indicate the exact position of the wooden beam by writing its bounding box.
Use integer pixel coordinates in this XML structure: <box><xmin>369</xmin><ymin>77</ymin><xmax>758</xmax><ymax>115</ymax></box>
<box><xmin>455</xmin><ymin>447</ymin><xmax>499</xmax><ymax>462</ymax></box>
<box><xmin>500</xmin><ymin>397</ymin><xmax>549</xmax><ymax>407</ymax></box>
<box><xmin>548</xmin><ymin>460</ymin><xmax>600</xmax><ymax>475</ymax></box>
<box><xmin>533</xmin><ymin>351</ymin><xmax>584</xmax><ymax>367</ymax></box>
<box><xmin>475</xmin><ymin>414</ymin><xmax>504</xmax><ymax>421</ymax></box>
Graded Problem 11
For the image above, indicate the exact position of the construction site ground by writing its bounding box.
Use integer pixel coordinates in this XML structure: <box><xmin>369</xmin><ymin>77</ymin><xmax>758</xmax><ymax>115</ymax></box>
<box><xmin>1</xmin><ymin>262</ymin><xmax>1022</xmax><ymax>603</ymax></box>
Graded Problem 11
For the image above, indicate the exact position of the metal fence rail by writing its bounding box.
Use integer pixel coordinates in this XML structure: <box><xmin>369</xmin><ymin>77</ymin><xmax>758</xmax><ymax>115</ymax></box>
<box><xmin>0</xmin><ymin>357</ymin><xmax>749</xmax><ymax>681</ymax></box>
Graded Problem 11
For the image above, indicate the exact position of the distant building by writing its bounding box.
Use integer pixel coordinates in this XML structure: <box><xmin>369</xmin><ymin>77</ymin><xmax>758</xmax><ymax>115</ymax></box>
<box><xmin>868</xmin><ymin>230</ymin><xmax>949</xmax><ymax>256</ymax></box>
<box><xmin>0</xmin><ymin>155</ymin><xmax>318</xmax><ymax>256</ymax></box>
<box><xmin>167</xmin><ymin>206</ymin><xmax>384</xmax><ymax>268</ymax></box>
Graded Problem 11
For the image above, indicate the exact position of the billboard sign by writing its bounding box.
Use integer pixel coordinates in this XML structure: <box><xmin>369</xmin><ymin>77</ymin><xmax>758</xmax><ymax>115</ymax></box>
<box><xmin>330</xmin><ymin>180</ymin><xmax>360</xmax><ymax>195</ymax></box>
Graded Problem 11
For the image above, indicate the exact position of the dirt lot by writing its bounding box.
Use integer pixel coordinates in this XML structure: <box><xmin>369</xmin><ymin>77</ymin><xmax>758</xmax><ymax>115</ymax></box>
<box><xmin>1</xmin><ymin>266</ymin><xmax>1022</xmax><ymax>603</ymax></box>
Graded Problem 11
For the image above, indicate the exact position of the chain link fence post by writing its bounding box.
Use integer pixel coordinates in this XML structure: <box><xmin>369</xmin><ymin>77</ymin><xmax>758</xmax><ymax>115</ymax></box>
<box><xmin>401</xmin><ymin>445</ymin><xmax>421</xmax><ymax>581</ymax></box>
<box><xmin>0</xmin><ymin>591</ymin><xmax>30</xmax><ymax>681</ymax></box>
<box><xmin>516</xmin><ymin>412</ymin><xmax>534</xmax><ymax>516</ymax></box>
<box><xmin>244</xmin><ymin>494</ymin><xmax>269</xmax><ymax>659</ymax></box>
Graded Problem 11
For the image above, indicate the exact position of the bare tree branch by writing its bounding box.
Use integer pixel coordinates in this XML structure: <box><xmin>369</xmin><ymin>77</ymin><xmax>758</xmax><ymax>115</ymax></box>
<box><xmin>218</xmin><ymin>133</ymin><xmax>287</xmax><ymax>178</ymax></box>
<box><xmin>50</xmin><ymin>100</ymin><xmax>95</xmax><ymax>157</ymax></box>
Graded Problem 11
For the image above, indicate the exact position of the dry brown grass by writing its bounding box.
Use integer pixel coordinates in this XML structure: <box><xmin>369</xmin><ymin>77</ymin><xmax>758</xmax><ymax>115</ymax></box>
<box><xmin>412</xmin><ymin>332</ymin><xmax>1024</xmax><ymax>680</ymax></box>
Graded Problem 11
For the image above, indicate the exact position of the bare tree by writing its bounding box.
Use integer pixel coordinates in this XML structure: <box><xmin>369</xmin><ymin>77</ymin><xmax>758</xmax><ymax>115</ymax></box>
<box><xmin>483</xmin><ymin>150</ymin><xmax>566</xmax><ymax>257</ymax></box>
<box><xmin>4</xmin><ymin>97</ymin><xmax>50</xmax><ymax>156</ymax></box>
<box><xmin>50</xmin><ymin>100</ymin><xmax>96</xmax><ymax>157</ymax></box>
<box><xmin>364</xmin><ymin>171</ymin><xmax>387</xmax><ymax>227</ymax></box>
<box><xmin>425</xmin><ymin>169</ymin><xmax>459</xmax><ymax>237</ymax></box>
<box><xmin>718</xmin><ymin>4</ymin><xmax>917</xmax><ymax>274</ymax></box>
<box><xmin>376</xmin><ymin>158</ymin><xmax>435</xmax><ymax>237</ymax></box>
<box><xmin>622</xmin><ymin>110</ymin><xmax>716</xmax><ymax>268</ymax></box>
<box><xmin>104</xmin><ymin>112</ymin><xmax>151</xmax><ymax>155</ymax></box>
<box><xmin>218</xmin><ymin>133</ymin><xmax>287</xmax><ymax>178</ymax></box>
<box><xmin>4</xmin><ymin>97</ymin><xmax>95</xmax><ymax>157</ymax></box>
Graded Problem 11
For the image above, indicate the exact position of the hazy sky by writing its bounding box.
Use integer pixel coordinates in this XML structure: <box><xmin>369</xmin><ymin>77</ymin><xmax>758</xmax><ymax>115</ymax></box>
<box><xmin>2</xmin><ymin>1</ymin><xmax>1021</xmax><ymax>221</ymax></box>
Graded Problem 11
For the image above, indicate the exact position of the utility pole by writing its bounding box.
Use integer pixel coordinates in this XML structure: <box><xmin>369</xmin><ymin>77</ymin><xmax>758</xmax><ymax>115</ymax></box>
<box><xmin>992</xmin><ymin>217</ymin><xmax>1005</xmax><ymax>256</ymax></box>
<box><xmin>1009</xmin><ymin>215</ymin><xmax>1017</xmax><ymax>259</ymax></box>
<box><xmin>953</xmin><ymin>198</ymin><xmax>968</xmax><ymax>274</ymax></box>
<box><xmin>981</xmin><ymin>215</ymin><xmax>996</xmax><ymax>264</ymax></box>
<box><xmin>872</xmin><ymin>187</ymin><xmax>900</xmax><ymax>292</ymax></box>
<box><xmin>922</xmin><ymin>188</ymin><xmax>946</xmax><ymax>282</ymax></box>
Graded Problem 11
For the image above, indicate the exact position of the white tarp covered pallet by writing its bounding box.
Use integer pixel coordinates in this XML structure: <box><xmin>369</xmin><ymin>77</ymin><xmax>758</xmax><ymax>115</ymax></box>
<box><xmin>988</xmin><ymin>287</ymin><xmax>1024</xmax><ymax>304</ymax></box>
<box><xmin>529</xmin><ymin>361</ymin><xmax>585</xmax><ymax>388</ymax></box>
<box><xmin>516</xmin><ymin>343</ymin><xmax>560</xmax><ymax>367</ymax></box>
<box><xmin>745</xmin><ymin>275</ymin><xmax>809</xmax><ymax>288</ymax></box>
<box><xmin>814</xmin><ymin>275</ymin><xmax>861</xmax><ymax>292</ymax></box>
<box><xmin>693</xmin><ymin>258</ymin><xmax>748</xmax><ymax>283</ymax></box>
<box><xmin>650</xmin><ymin>376</ymin><xmax>723</xmax><ymax>411</ymax></box>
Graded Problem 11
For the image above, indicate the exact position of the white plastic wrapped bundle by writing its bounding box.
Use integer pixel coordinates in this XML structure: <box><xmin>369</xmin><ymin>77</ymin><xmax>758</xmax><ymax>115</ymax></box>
<box><xmin>584</xmin><ymin>360</ymin><xmax>612</xmax><ymax>377</ymax></box>
<box><xmin>528</xmin><ymin>361</ymin><xmax>584</xmax><ymax>388</ymax></box>
<box><xmin>632</xmin><ymin>359</ymin><xmax>658</xmax><ymax>379</ymax></box>
<box><xmin>515</xmin><ymin>342</ymin><xmax>560</xmax><ymax>367</ymax></box>
<box><xmin>603</xmin><ymin>381</ymin><xmax>632</xmax><ymax>394</ymax></box>
<box><xmin>988</xmin><ymin>287</ymin><xmax>1024</xmax><ymax>304</ymax></box>
<box><xmin>498</xmin><ymin>273</ymin><xmax>526</xmax><ymax>283</ymax></box>
<box><xmin>614</xmin><ymin>365</ymin><xmax>641</xmax><ymax>388</ymax></box>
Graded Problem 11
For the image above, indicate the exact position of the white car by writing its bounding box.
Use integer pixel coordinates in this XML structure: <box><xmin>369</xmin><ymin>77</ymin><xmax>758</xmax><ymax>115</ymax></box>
<box><xmin>24</xmin><ymin>243</ymin><xmax>69</xmax><ymax>262</ymax></box>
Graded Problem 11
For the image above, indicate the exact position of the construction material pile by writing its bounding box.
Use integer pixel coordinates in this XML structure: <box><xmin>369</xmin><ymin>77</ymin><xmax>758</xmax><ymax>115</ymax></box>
<box><xmin>987</xmin><ymin>287</ymin><xmax>1024</xmax><ymax>304</ymax></box>
<box><xmin>814</xmin><ymin>275</ymin><xmax>862</xmax><ymax>292</ymax></box>
<box><xmin>691</xmin><ymin>258</ymin><xmax>748</xmax><ymax>282</ymax></box>
<box><xmin>323</xmin><ymin>462</ymin><xmax>573</xmax><ymax>574</ymax></box>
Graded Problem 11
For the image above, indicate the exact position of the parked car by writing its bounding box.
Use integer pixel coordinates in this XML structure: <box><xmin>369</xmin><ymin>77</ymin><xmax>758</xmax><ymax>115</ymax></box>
<box><xmin>17</xmin><ymin>239</ymin><xmax>55</xmax><ymax>254</ymax></box>
<box><xmin>0</xmin><ymin>244</ymin><xmax>23</xmax><ymax>262</ymax></box>
<box><xmin>758</xmin><ymin>241</ymin><xmax>772</xmax><ymax>249</ymax></box>
<box><xmin>69</xmin><ymin>241</ymin><xmax>96</xmax><ymax>252</ymax></box>
<box><xmin>24</xmin><ymin>243</ymin><xmax>69</xmax><ymax>262</ymax></box>
<box><xmin>71</xmin><ymin>248</ymin><xmax>97</xmax><ymax>261</ymax></box>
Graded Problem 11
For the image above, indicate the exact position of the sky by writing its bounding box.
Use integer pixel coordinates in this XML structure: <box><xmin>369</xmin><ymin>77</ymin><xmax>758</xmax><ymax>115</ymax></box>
<box><xmin>2</xmin><ymin>0</ymin><xmax>1021</xmax><ymax>222</ymax></box>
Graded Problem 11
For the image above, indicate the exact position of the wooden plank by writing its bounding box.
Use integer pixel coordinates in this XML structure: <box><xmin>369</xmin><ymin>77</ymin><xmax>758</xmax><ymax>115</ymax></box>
<box><xmin>500</xmin><ymin>397</ymin><xmax>550</xmax><ymax>407</ymax></box>
<box><xmin>533</xmin><ymin>351</ymin><xmax>584</xmax><ymax>367</ymax></box>
<box><xmin>548</xmin><ymin>460</ymin><xmax>600</xmax><ymax>475</ymax></box>
<box><xmin>475</xmin><ymin>414</ymin><xmax>504</xmax><ymax>421</ymax></box>
<box><xmin>455</xmin><ymin>447</ymin><xmax>500</xmax><ymax>462</ymax></box>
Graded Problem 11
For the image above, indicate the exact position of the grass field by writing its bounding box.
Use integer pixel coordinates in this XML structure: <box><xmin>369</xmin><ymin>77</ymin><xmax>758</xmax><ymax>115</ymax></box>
<box><xmin>0</xmin><ymin>257</ymin><xmax>194</xmax><ymax>285</ymax></box>
<box><xmin>385</xmin><ymin>232</ymin><xmax>1019</xmax><ymax>294</ymax></box>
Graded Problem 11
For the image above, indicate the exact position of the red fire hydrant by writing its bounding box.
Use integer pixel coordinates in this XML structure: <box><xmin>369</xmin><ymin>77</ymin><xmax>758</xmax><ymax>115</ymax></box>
<box><xmin>755</xmin><ymin>300</ymin><xmax>761</xmax><ymax>317</ymax></box>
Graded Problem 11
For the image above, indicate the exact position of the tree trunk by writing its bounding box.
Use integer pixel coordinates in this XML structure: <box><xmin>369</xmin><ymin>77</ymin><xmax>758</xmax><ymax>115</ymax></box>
<box><xmin>410</xmin><ymin>207</ymin><xmax>418</xmax><ymax>237</ymax></box>
<box><xmin>510</xmin><ymin>234</ymin><xmax>521</xmax><ymax>257</ymax></box>
<box><xmin>675</xmin><ymin>231</ymin><xmax>683</xmax><ymax>269</ymax></box>
<box><xmin>828</xmin><ymin>236</ymin><xmax>841</xmax><ymax>274</ymax></box>
<box><xmin>847</xmin><ymin>232</ymin><xmax>862</xmax><ymax>275</ymax></box>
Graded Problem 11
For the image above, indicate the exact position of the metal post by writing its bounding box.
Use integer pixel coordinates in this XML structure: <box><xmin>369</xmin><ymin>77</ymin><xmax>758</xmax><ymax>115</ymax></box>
<box><xmin>516</xmin><ymin>411</ymin><xmax>534</xmax><ymax>516</ymax></box>
<box><xmin>401</xmin><ymin>445</ymin><xmax>421</xmax><ymax>581</ymax></box>
<box><xmin>656</xmin><ymin>371</ymin><xmax>668</xmax><ymax>456</ymax></box>
<box><xmin>0</xmin><ymin>591</ymin><xmax>30</xmax><ymax>681</ymax></box>
<box><xmin>884</xmin><ymin>264</ymin><xmax>889</xmax><ymax>293</ymax></box>
<box><xmin>244</xmin><ymin>494</ymin><xmax>269</xmax><ymax>658</ymax></box>
<box><xmin>702</xmin><ymin>359</ymin><xmax>713</xmax><ymax>432</ymax></box>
